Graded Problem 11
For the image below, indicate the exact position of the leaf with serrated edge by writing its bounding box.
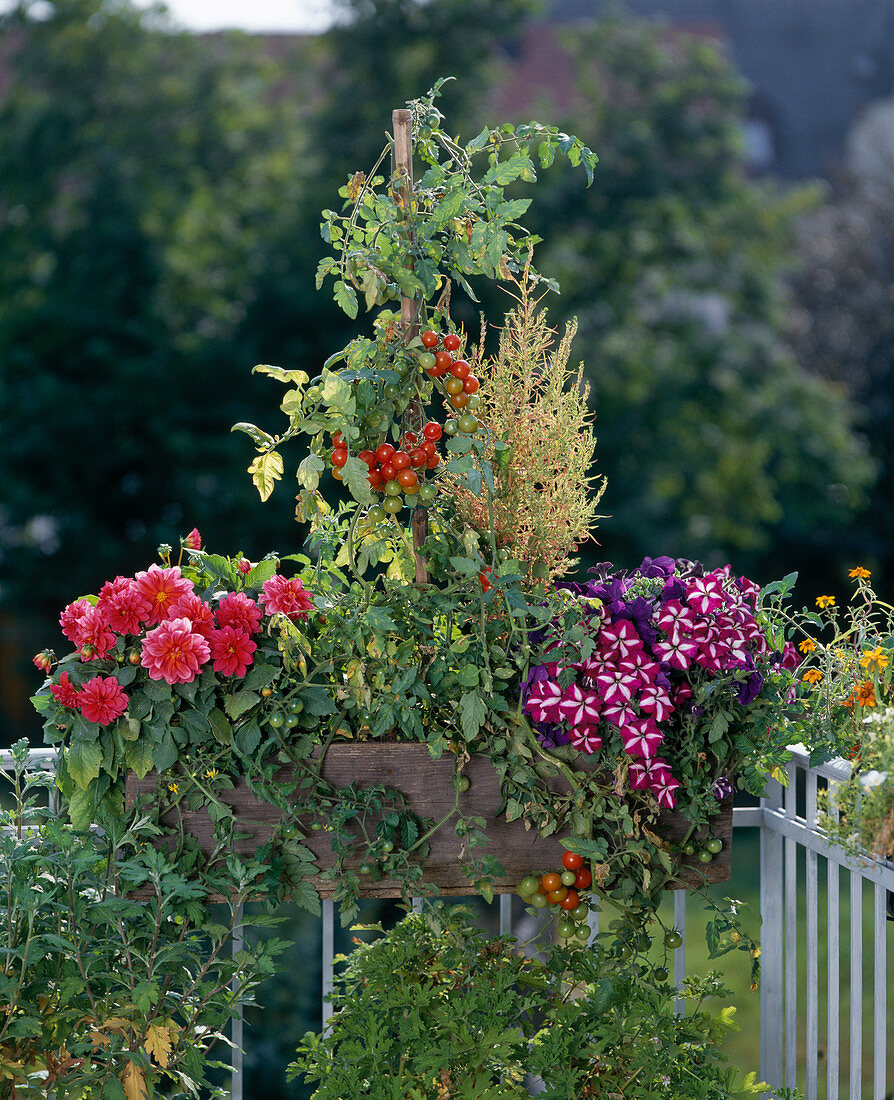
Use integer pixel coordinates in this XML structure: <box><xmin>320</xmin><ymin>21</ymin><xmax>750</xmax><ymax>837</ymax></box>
<box><xmin>121</xmin><ymin>1061</ymin><xmax>149</xmax><ymax>1100</ymax></box>
<box><xmin>247</xmin><ymin>451</ymin><xmax>283</xmax><ymax>502</ymax></box>
<box><xmin>143</xmin><ymin>1024</ymin><xmax>173</xmax><ymax>1069</ymax></box>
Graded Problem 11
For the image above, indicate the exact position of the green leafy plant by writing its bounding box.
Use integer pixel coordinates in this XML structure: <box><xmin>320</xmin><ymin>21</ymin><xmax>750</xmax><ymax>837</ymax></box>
<box><xmin>289</xmin><ymin>905</ymin><xmax>800</xmax><ymax>1100</ymax></box>
<box><xmin>0</xmin><ymin>740</ymin><xmax>286</xmax><ymax>1099</ymax></box>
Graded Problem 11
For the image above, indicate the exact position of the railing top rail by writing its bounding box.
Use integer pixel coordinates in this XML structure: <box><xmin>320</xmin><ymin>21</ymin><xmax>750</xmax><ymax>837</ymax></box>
<box><xmin>784</xmin><ymin>743</ymin><xmax>853</xmax><ymax>783</ymax></box>
<box><xmin>0</xmin><ymin>746</ymin><xmax>59</xmax><ymax>770</ymax></box>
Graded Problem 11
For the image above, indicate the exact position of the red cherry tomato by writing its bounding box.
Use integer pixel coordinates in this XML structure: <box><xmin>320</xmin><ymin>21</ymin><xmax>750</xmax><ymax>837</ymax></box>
<box><xmin>375</xmin><ymin>443</ymin><xmax>395</xmax><ymax>464</ymax></box>
<box><xmin>410</xmin><ymin>449</ymin><xmax>428</xmax><ymax>468</ymax></box>
<box><xmin>442</xmin><ymin>333</ymin><xmax>461</xmax><ymax>352</ymax></box>
<box><xmin>367</xmin><ymin>469</ymin><xmax>383</xmax><ymax>490</ymax></box>
<box><xmin>379</xmin><ymin>463</ymin><xmax>397</xmax><ymax>483</ymax></box>
<box><xmin>559</xmin><ymin>889</ymin><xmax>580</xmax><ymax>911</ymax></box>
<box><xmin>358</xmin><ymin>450</ymin><xmax>377</xmax><ymax>469</ymax></box>
<box><xmin>450</xmin><ymin>394</ymin><xmax>470</xmax><ymax>409</ymax></box>
<box><xmin>426</xmin><ymin>453</ymin><xmax>440</xmax><ymax>470</ymax></box>
<box><xmin>434</xmin><ymin>351</ymin><xmax>453</xmax><ymax>372</ymax></box>
<box><xmin>574</xmin><ymin>868</ymin><xmax>592</xmax><ymax>890</ymax></box>
<box><xmin>451</xmin><ymin>359</ymin><xmax>471</xmax><ymax>380</ymax></box>
<box><xmin>479</xmin><ymin>566</ymin><xmax>493</xmax><ymax>593</ymax></box>
<box><xmin>547</xmin><ymin>886</ymin><xmax>568</xmax><ymax>904</ymax></box>
<box><xmin>420</xmin><ymin>439</ymin><xmax>437</xmax><ymax>458</ymax></box>
<box><xmin>403</xmin><ymin>431</ymin><xmax>418</xmax><ymax>448</ymax></box>
<box><xmin>397</xmin><ymin>468</ymin><xmax>418</xmax><ymax>488</ymax></box>
<box><xmin>422</xmin><ymin>422</ymin><xmax>442</xmax><ymax>442</ymax></box>
<box><xmin>331</xmin><ymin>448</ymin><xmax>348</xmax><ymax>468</ymax></box>
<box><xmin>562</xmin><ymin>851</ymin><xmax>584</xmax><ymax>871</ymax></box>
<box><xmin>463</xmin><ymin>376</ymin><xmax>480</xmax><ymax>394</ymax></box>
<box><xmin>420</xmin><ymin>330</ymin><xmax>439</xmax><ymax>348</ymax></box>
<box><xmin>331</xmin><ymin>431</ymin><xmax>345</xmax><ymax>448</ymax></box>
<box><xmin>540</xmin><ymin>872</ymin><xmax>561</xmax><ymax>893</ymax></box>
<box><xmin>392</xmin><ymin>451</ymin><xmax>411</xmax><ymax>472</ymax></box>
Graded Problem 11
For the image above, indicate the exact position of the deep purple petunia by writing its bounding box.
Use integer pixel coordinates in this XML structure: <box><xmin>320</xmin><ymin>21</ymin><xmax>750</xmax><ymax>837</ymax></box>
<box><xmin>637</xmin><ymin>556</ymin><xmax>676</xmax><ymax>578</ymax></box>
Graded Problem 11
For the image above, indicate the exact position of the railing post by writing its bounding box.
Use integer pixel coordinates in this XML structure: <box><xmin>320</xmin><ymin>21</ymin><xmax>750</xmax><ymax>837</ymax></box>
<box><xmin>760</xmin><ymin>776</ymin><xmax>785</xmax><ymax>1096</ymax></box>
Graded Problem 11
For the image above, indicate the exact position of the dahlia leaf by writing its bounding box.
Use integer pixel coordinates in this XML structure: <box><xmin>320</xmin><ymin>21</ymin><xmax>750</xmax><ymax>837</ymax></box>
<box><xmin>66</xmin><ymin>740</ymin><xmax>102</xmax><ymax>791</ymax></box>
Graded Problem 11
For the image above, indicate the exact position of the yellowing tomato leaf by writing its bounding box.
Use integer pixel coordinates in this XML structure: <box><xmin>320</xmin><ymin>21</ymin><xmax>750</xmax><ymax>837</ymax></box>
<box><xmin>121</xmin><ymin>1062</ymin><xmax>149</xmax><ymax>1100</ymax></box>
<box><xmin>247</xmin><ymin>450</ymin><xmax>284</xmax><ymax>502</ymax></box>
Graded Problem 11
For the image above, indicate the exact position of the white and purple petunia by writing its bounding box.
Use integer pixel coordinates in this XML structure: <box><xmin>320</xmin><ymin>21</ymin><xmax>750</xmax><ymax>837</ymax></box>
<box><xmin>621</xmin><ymin>717</ymin><xmax>664</xmax><ymax>758</ymax></box>
<box><xmin>568</xmin><ymin>725</ymin><xmax>603</xmax><ymax>754</ymax></box>
<box><xmin>558</xmin><ymin>682</ymin><xmax>602</xmax><ymax>727</ymax></box>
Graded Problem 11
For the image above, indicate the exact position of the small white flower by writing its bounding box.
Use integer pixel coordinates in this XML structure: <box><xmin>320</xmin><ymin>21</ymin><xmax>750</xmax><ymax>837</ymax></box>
<box><xmin>858</xmin><ymin>769</ymin><xmax>888</xmax><ymax>790</ymax></box>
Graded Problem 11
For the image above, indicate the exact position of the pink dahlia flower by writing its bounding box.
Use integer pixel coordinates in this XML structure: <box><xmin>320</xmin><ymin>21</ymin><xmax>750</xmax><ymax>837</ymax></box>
<box><xmin>74</xmin><ymin>604</ymin><xmax>116</xmax><ymax>661</ymax></box>
<box><xmin>59</xmin><ymin>598</ymin><xmax>92</xmax><ymax>644</ymax></box>
<box><xmin>96</xmin><ymin>576</ymin><xmax>152</xmax><ymax>635</ymax></box>
<box><xmin>209</xmin><ymin>626</ymin><xmax>256</xmax><ymax>678</ymax></box>
<box><xmin>32</xmin><ymin>651</ymin><xmax>54</xmax><ymax>672</ymax></box>
<box><xmin>260</xmin><ymin>574</ymin><xmax>313</xmax><ymax>620</ymax></box>
<box><xmin>50</xmin><ymin>671</ymin><xmax>81</xmax><ymax>708</ymax></box>
<box><xmin>168</xmin><ymin>592</ymin><xmax>217</xmax><ymax>640</ymax></box>
<box><xmin>216</xmin><ymin>591</ymin><xmax>262</xmax><ymax>635</ymax></box>
<box><xmin>133</xmin><ymin>565</ymin><xmax>195</xmax><ymax>627</ymax></box>
<box><xmin>78</xmin><ymin>676</ymin><xmax>128</xmax><ymax>725</ymax></box>
<box><xmin>141</xmin><ymin>617</ymin><xmax>210</xmax><ymax>684</ymax></box>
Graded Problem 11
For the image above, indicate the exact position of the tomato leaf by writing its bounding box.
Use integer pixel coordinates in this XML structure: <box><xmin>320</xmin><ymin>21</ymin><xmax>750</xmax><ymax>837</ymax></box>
<box><xmin>248</xmin><ymin>450</ymin><xmax>284</xmax><ymax>502</ymax></box>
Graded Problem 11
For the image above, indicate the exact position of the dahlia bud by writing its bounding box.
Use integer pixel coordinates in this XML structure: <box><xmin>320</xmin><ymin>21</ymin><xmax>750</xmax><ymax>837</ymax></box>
<box><xmin>32</xmin><ymin>650</ymin><xmax>55</xmax><ymax>672</ymax></box>
<box><xmin>236</xmin><ymin>558</ymin><xmax>253</xmax><ymax>575</ymax></box>
<box><xmin>183</xmin><ymin>528</ymin><xmax>202</xmax><ymax>551</ymax></box>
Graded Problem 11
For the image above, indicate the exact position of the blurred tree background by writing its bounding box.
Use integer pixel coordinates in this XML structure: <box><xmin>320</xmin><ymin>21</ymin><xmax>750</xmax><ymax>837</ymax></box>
<box><xmin>0</xmin><ymin>0</ymin><xmax>890</xmax><ymax>1094</ymax></box>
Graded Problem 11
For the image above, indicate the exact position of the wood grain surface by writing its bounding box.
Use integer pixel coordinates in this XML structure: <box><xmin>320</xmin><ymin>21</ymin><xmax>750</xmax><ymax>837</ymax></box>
<box><xmin>125</xmin><ymin>743</ymin><xmax>732</xmax><ymax>898</ymax></box>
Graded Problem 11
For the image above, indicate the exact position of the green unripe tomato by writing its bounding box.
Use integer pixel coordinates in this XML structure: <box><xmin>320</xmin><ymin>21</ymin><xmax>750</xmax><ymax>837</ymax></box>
<box><xmin>664</xmin><ymin>930</ymin><xmax>684</xmax><ymax>950</ymax></box>
<box><xmin>418</xmin><ymin>352</ymin><xmax>437</xmax><ymax>371</ymax></box>
<box><xmin>575</xmin><ymin>925</ymin><xmax>591</xmax><ymax>944</ymax></box>
<box><xmin>358</xmin><ymin>862</ymin><xmax>373</xmax><ymax>876</ymax></box>
<box><xmin>529</xmin><ymin>892</ymin><xmax>548</xmax><ymax>909</ymax></box>
<box><xmin>557</xmin><ymin>919</ymin><xmax>577</xmax><ymax>939</ymax></box>
<box><xmin>283</xmin><ymin>713</ymin><xmax>300</xmax><ymax>729</ymax></box>
<box><xmin>288</xmin><ymin>699</ymin><xmax>304</xmax><ymax>715</ymax></box>
<box><xmin>635</xmin><ymin>933</ymin><xmax>651</xmax><ymax>952</ymax></box>
<box><xmin>384</xmin><ymin>480</ymin><xmax>402</xmax><ymax>497</ymax></box>
<box><xmin>572</xmin><ymin>902</ymin><xmax>590</xmax><ymax>921</ymax></box>
<box><xmin>617</xmin><ymin>943</ymin><xmax>633</xmax><ymax>959</ymax></box>
<box><xmin>268</xmin><ymin>711</ymin><xmax>285</xmax><ymax>729</ymax></box>
<box><xmin>362</xmin><ymin>412</ymin><xmax>383</xmax><ymax>430</ymax></box>
<box><xmin>382</xmin><ymin>497</ymin><xmax>403</xmax><ymax>514</ymax></box>
<box><xmin>560</xmin><ymin>870</ymin><xmax>577</xmax><ymax>887</ymax></box>
<box><xmin>705</xmin><ymin>836</ymin><xmax>723</xmax><ymax>854</ymax></box>
<box><xmin>382</xmin><ymin>839</ymin><xmax>394</xmax><ymax>853</ymax></box>
<box><xmin>682</xmin><ymin>842</ymin><xmax>696</xmax><ymax>857</ymax></box>
<box><xmin>654</xmin><ymin>966</ymin><xmax>669</xmax><ymax>982</ymax></box>
<box><xmin>466</xmin><ymin>394</ymin><xmax>481</xmax><ymax>410</ymax></box>
<box><xmin>457</xmin><ymin>413</ymin><xmax>479</xmax><ymax>434</ymax></box>
<box><xmin>518</xmin><ymin>875</ymin><xmax>540</xmax><ymax>897</ymax></box>
<box><xmin>418</xmin><ymin>125</ymin><xmax>432</xmax><ymax>139</ymax></box>
<box><xmin>417</xmin><ymin>483</ymin><xmax>437</xmax><ymax>504</ymax></box>
<box><xmin>384</xmin><ymin>383</ymin><xmax>401</xmax><ymax>400</ymax></box>
<box><xmin>444</xmin><ymin>376</ymin><xmax>463</xmax><ymax>396</ymax></box>
<box><xmin>443</xmin><ymin>418</ymin><xmax>459</xmax><ymax>436</ymax></box>
<box><xmin>367</xmin><ymin>504</ymin><xmax>386</xmax><ymax>523</ymax></box>
<box><xmin>698</xmin><ymin>849</ymin><xmax>714</xmax><ymax>864</ymax></box>
<box><xmin>454</xmin><ymin>774</ymin><xmax>470</xmax><ymax>793</ymax></box>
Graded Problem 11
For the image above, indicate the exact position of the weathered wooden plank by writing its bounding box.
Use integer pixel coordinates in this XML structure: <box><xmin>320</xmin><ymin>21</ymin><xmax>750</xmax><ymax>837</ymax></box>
<box><xmin>125</xmin><ymin>744</ymin><xmax>732</xmax><ymax>897</ymax></box>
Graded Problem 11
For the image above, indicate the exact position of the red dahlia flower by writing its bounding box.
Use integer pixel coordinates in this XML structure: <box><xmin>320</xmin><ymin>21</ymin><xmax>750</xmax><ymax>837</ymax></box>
<box><xmin>78</xmin><ymin>676</ymin><xmax>128</xmax><ymax>725</ymax></box>
<box><xmin>133</xmin><ymin>565</ymin><xmax>194</xmax><ymax>626</ymax></box>
<box><xmin>141</xmin><ymin>617</ymin><xmax>210</xmax><ymax>684</ymax></box>
<box><xmin>260</xmin><ymin>575</ymin><xmax>313</xmax><ymax>621</ymax></box>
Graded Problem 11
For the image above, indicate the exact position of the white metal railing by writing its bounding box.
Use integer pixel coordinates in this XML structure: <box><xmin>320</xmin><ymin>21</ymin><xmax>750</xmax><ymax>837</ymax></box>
<box><xmin>3</xmin><ymin>745</ymin><xmax>891</xmax><ymax>1098</ymax></box>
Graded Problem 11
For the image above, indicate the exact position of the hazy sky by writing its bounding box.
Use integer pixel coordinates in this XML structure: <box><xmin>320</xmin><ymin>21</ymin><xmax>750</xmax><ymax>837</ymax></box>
<box><xmin>144</xmin><ymin>0</ymin><xmax>336</xmax><ymax>31</ymax></box>
<box><xmin>0</xmin><ymin>0</ymin><xmax>339</xmax><ymax>32</ymax></box>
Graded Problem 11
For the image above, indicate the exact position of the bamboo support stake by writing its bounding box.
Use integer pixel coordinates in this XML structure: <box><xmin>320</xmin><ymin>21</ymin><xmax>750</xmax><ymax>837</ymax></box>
<box><xmin>392</xmin><ymin>107</ymin><xmax>429</xmax><ymax>584</ymax></box>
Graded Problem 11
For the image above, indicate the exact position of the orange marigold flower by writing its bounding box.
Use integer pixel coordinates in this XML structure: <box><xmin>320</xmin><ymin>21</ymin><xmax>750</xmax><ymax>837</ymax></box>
<box><xmin>859</xmin><ymin>646</ymin><xmax>890</xmax><ymax>672</ymax></box>
<box><xmin>855</xmin><ymin>680</ymin><xmax>877</xmax><ymax>707</ymax></box>
<box><xmin>842</xmin><ymin>694</ymin><xmax>856</xmax><ymax>711</ymax></box>
<box><xmin>801</xmin><ymin>669</ymin><xmax>823</xmax><ymax>684</ymax></box>
<box><xmin>815</xmin><ymin>595</ymin><xmax>836</xmax><ymax>609</ymax></box>
<box><xmin>848</xmin><ymin>566</ymin><xmax>871</xmax><ymax>579</ymax></box>
<box><xmin>798</xmin><ymin>639</ymin><xmax>817</xmax><ymax>654</ymax></box>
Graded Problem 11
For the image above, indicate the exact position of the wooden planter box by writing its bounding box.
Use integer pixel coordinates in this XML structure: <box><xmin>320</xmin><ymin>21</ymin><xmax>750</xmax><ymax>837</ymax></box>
<box><xmin>126</xmin><ymin>743</ymin><xmax>732</xmax><ymax>898</ymax></box>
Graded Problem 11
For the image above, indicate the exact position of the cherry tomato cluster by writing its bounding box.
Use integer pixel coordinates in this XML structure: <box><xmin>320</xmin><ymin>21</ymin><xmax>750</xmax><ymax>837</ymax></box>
<box><xmin>330</xmin><ymin>424</ymin><xmax>443</xmax><ymax>517</ymax></box>
<box><xmin>516</xmin><ymin>850</ymin><xmax>594</xmax><ymax>943</ymax></box>
<box><xmin>680</xmin><ymin>834</ymin><xmax>723</xmax><ymax>864</ymax></box>
<box><xmin>417</xmin><ymin>329</ymin><xmax>482</xmax><ymax>436</ymax></box>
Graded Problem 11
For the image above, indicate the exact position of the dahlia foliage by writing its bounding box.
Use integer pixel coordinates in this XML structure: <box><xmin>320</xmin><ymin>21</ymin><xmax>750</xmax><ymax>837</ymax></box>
<box><xmin>523</xmin><ymin>557</ymin><xmax>799</xmax><ymax>809</ymax></box>
<box><xmin>45</xmin><ymin>556</ymin><xmax>313</xmax><ymax>727</ymax></box>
